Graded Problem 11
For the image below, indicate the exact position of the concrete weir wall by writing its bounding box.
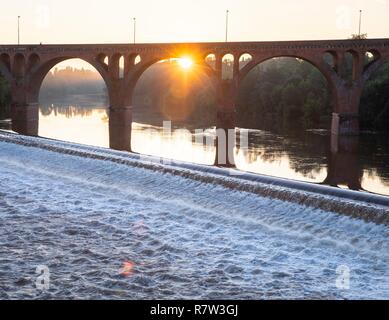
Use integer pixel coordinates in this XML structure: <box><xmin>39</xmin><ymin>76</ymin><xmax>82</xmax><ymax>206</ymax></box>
<box><xmin>0</xmin><ymin>130</ymin><xmax>388</xmax><ymax>225</ymax></box>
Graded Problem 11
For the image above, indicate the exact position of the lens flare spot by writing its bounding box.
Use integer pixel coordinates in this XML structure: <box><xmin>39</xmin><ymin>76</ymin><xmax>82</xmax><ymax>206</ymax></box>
<box><xmin>120</xmin><ymin>261</ymin><xmax>135</xmax><ymax>277</ymax></box>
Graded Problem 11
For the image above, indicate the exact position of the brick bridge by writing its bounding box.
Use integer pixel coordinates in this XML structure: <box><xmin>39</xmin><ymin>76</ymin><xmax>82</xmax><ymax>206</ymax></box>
<box><xmin>1</xmin><ymin>39</ymin><xmax>389</xmax><ymax>165</ymax></box>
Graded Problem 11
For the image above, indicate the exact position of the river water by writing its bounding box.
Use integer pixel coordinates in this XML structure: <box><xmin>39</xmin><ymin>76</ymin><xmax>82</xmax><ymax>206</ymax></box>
<box><xmin>32</xmin><ymin>103</ymin><xmax>389</xmax><ymax>197</ymax></box>
<box><xmin>0</xmin><ymin>133</ymin><xmax>388</xmax><ymax>300</ymax></box>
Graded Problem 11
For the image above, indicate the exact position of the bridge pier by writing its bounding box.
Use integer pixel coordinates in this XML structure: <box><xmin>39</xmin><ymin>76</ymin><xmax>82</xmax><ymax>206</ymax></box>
<box><xmin>11</xmin><ymin>103</ymin><xmax>39</xmax><ymax>136</ymax></box>
<box><xmin>109</xmin><ymin>106</ymin><xmax>132</xmax><ymax>152</ymax></box>
<box><xmin>214</xmin><ymin>80</ymin><xmax>237</xmax><ymax>168</ymax></box>
<box><xmin>107</xmin><ymin>81</ymin><xmax>133</xmax><ymax>152</ymax></box>
<box><xmin>10</xmin><ymin>82</ymin><xmax>39</xmax><ymax>136</ymax></box>
<box><xmin>331</xmin><ymin>85</ymin><xmax>362</xmax><ymax>136</ymax></box>
<box><xmin>215</xmin><ymin>110</ymin><xmax>236</xmax><ymax>167</ymax></box>
<box><xmin>331</xmin><ymin>112</ymin><xmax>360</xmax><ymax>136</ymax></box>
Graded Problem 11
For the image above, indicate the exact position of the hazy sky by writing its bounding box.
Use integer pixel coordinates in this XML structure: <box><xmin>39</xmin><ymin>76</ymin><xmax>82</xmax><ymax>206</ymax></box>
<box><xmin>1</xmin><ymin>0</ymin><xmax>389</xmax><ymax>44</ymax></box>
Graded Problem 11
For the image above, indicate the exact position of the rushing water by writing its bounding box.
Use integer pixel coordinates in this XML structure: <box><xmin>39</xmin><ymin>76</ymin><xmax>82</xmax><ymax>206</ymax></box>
<box><xmin>34</xmin><ymin>103</ymin><xmax>389</xmax><ymax>197</ymax></box>
<box><xmin>0</xmin><ymin>135</ymin><xmax>388</xmax><ymax>300</ymax></box>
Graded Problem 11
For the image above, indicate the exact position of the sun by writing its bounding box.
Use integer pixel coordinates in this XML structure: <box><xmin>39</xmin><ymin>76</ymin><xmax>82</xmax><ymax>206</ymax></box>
<box><xmin>178</xmin><ymin>57</ymin><xmax>193</xmax><ymax>70</ymax></box>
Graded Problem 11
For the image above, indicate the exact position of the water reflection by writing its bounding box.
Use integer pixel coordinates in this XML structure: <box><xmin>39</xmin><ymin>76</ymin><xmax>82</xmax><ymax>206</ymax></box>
<box><xmin>32</xmin><ymin>104</ymin><xmax>389</xmax><ymax>197</ymax></box>
<box><xmin>235</xmin><ymin>130</ymin><xmax>328</xmax><ymax>183</ymax></box>
<box><xmin>39</xmin><ymin>105</ymin><xmax>109</xmax><ymax>148</ymax></box>
<box><xmin>323</xmin><ymin>136</ymin><xmax>363</xmax><ymax>190</ymax></box>
<box><xmin>132</xmin><ymin>123</ymin><xmax>215</xmax><ymax>165</ymax></box>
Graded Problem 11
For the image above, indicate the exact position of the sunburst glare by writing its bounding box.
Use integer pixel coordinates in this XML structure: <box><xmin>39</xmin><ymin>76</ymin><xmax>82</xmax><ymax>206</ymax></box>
<box><xmin>178</xmin><ymin>57</ymin><xmax>193</xmax><ymax>70</ymax></box>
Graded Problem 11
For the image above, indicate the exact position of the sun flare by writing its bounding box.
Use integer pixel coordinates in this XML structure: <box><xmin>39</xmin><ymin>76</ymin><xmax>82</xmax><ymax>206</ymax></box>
<box><xmin>178</xmin><ymin>57</ymin><xmax>193</xmax><ymax>70</ymax></box>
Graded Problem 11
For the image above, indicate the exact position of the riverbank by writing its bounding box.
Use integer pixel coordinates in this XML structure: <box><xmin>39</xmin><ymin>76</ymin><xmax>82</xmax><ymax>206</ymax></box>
<box><xmin>0</xmin><ymin>131</ymin><xmax>388</xmax><ymax>299</ymax></box>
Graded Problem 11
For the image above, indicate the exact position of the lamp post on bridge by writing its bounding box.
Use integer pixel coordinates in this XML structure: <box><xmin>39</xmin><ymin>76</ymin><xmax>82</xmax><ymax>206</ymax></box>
<box><xmin>358</xmin><ymin>10</ymin><xmax>362</xmax><ymax>38</ymax></box>
<box><xmin>225</xmin><ymin>10</ymin><xmax>229</xmax><ymax>42</ymax></box>
<box><xmin>133</xmin><ymin>17</ymin><xmax>136</xmax><ymax>44</ymax></box>
<box><xmin>17</xmin><ymin>16</ymin><xmax>21</xmax><ymax>45</ymax></box>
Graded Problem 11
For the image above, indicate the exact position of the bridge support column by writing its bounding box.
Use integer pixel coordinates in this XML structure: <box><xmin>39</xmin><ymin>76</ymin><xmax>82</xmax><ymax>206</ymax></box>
<box><xmin>10</xmin><ymin>82</ymin><xmax>39</xmax><ymax>136</ymax></box>
<box><xmin>215</xmin><ymin>110</ymin><xmax>236</xmax><ymax>167</ymax></box>
<box><xmin>331</xmin><ymin>112</ymin><xmax>359</xmax><ymax>136</ymax></box>
<box><xmin>11</xmin><ymin>103</ymin><xmax>39</xmax><ymax>135</ymax></box>
<box><xmin>109</xmin><ymin>106</ymin><xmax>132</xmax><ymax>152</ymax></box>
<box><xmin>332</xmin><ymin>85</ymin><xmax>362</xmax><ymax>136</ymax></box>
<box><xmin>214</xmin><ymin>81</ymin><xmax>237</xmax><ymax>167</ymax></box>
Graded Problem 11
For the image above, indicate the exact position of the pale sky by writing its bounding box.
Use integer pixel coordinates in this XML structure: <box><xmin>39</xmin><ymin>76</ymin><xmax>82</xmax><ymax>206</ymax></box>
<box><xmin>1</xmin><ymin>0</ymin><xmax>389</xmax><ymax>44</ymax></box>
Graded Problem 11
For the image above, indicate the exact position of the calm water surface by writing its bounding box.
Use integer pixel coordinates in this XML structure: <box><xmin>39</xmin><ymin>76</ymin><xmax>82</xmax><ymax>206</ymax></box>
<box><xmin>35</xmin><ymin>104</ymin><xmax>389</xmax><ymax>197</ymax></box>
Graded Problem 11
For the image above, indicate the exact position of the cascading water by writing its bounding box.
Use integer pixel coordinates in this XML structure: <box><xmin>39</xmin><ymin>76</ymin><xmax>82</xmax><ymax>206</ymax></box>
<box><xmin>0</xmin><ymin>132</ymin><xmax>388</xmax><ymax>299</ymax></box>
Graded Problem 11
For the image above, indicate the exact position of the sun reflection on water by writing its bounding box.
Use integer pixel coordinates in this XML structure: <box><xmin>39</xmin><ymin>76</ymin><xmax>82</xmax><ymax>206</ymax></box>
<box><xmin>38</xmin><ymin>108</ymin><xmax>389</xmax><ymax>196</ymax></box>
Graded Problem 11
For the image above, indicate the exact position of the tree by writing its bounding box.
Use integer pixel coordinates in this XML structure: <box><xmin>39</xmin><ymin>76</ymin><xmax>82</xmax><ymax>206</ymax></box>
<box><xmin>350</xmin><ymin>33</ymin><xmax>368</xmax><ymax>40</ymax></box>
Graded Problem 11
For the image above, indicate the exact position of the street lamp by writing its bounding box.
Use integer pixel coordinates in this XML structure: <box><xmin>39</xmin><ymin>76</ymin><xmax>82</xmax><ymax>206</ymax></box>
<box><xmin>133</xmin><ymin>18</ymin><xmax>136</xmax><ymax>44</ymax></box>
<box><xmin>18</xmin><ymin>16</ymin><xmax>21</xmax><ymax>45</ymax></box>
<box><xmin>225</xmin><ymin>10</ymin><xmax>229</xmax><ymax>42</ymax></box>
<box><xmin>358</xmin><ymin>10</ymin><xmax>362</xmax><ymax>38</ymax></box>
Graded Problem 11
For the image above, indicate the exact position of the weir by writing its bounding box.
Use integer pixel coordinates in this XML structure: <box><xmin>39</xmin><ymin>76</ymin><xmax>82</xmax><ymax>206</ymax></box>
<box><xmin>0</xmin><ymin>130</ymin><xmax>388</xmax><ymax>225</ymax></box>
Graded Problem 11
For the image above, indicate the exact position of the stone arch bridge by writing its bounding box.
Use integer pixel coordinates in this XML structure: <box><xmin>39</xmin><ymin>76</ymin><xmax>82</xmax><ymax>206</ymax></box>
<box><xmin>1</xmin><ymin>39</ymin><xmax>389</xmax><ymax>165</ymax></box>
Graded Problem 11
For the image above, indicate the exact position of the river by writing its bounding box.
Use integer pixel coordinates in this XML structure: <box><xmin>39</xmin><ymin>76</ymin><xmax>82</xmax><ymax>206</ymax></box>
<box><xmin>1</xmin><ymin>101</ymin><xmax>389</xmax><ymax>197</ymax></box>
<box><xmin>31</xmin><ymin>101</ymin><xmax>389</xmax><ymax>197</ymax></box>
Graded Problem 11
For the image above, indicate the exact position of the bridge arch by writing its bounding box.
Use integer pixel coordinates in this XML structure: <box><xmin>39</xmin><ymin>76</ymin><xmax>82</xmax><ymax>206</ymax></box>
<box><xmin>129</xmin><ymin>54</ymin><xmax>220</xmax><ymax>159</ymax></box>
<box><xmin>236</xmin><ymin>54</ymin><xmax>338</xmax><ymax>118</ymax></box>
<box><xmin>124</xmin><ymin>54</ymin><xmax>221</xmax><ymax>105</ymax></box>
<box><xmin>239</xmin><ymin>54</ymin><xmax>337</xmax><ymax>93</ymax></box>
<box><xmin>130</xmin><ymin>55</ymin><xmax>219</xmax><ymax>106</ymax></box>
<box><xmin>0</xmin><ymin>54</ymin><xmax>12</xmax><ymax>82</ymax></box>
<box><xmin>361</xmin><ymin>53</ymin><xmax>389</xmax><ymax>85</ymax></box>
<box><xmin>29</xmin><ymin>56</ymin><xmax>111</xmax><ymax>103</ymax></box>
<box><xmin>236</xmin><ymin>56</ymin><xmax>333</xmax><ymax>131</ymax></box>
<box><xmin>0</xmin><ymin>62</ymin><xmax>11</xmax><ymax>121</ymax></box>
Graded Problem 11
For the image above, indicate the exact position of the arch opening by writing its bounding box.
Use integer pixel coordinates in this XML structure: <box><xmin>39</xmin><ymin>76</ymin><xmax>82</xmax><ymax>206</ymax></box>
<box><xmin>222</xmin><ymin>54</ymin><xmax>234</xmax><ymax>80</ymax></box>
<box><xmin>38</xmin><ymin>58</ymin><xmax>110</xmax><ymax>147</ymax></box>
<box><xmin>0</xmin><ymin>69</ymin><xmax>11</xmax><ymax>128</ymax></box>
<box><xmin>27</xmin><ymin>53</ymin><xmax>40</xmax><ymax>72</ymax></box>
<box><xmin>239</xmin><ymin>53</ymin><xmax>253</xmax><ymax>70</ymax></box>
<box><xmin>235</xmin><ymin>56</ymin><xmax>332</xmax><ymax>183</ymax></box>
<box><xmin>323</xmin><ymin>52</ymin><xmax>337</xmax><ymax>70</ymax></box>
<box><xmin>131</xmin><ymin>57</ymin><xmax>218</xmax><ymax>164</ymax></box>
<box><xmin>205</xmin><ymin>54</ymin><xmax>216</xmax><ymax>70</ymax></box>
<box><xmin>134</xmin><ymin>55</ymin><xmax>141</xmax><ymax>65</ymax></box>
<box><xmin>364</xmin><ymin>50</ymin><xmax>380</xmax><ymax>68</ymax></box>
<box><xmin>0</xmin><ymin>53</ymin><xmax>11</xmax><ymax>73</ymax></box>
<box><xmin>119</xmin><ymin>56</ymin><xmax>125</xmax><ymax>79</ymax></box>
<box><xmin>96</xmin><ymin>53</ymin><xmax>109</xmax><ymax>71</ymax></box>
